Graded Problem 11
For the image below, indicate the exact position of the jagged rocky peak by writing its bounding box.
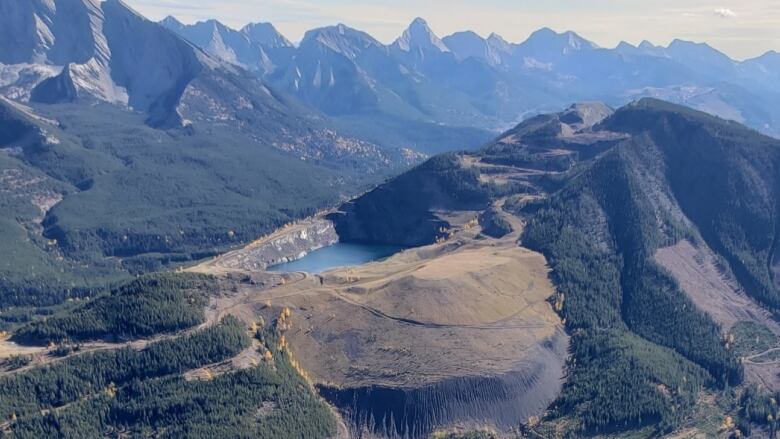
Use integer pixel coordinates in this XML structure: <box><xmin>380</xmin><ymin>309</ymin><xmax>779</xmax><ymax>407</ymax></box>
<box><xmin>632</xmin><ymin>40</ymin><xmax>668</xmax><ymax>57</ymax></box>
<box><xmin>667</xmin><ymin>38</ymin><xmax>715</xmax><ymax>51</ymax></box>
<box><xmin>666</xmin><ymin>38</ymin><xmax>734</xmax><ymax>63</ymax></box>
<box><xmin>241</xmin><ymin>22</ymin><xmax>293</xmax><ymax>48</ymax></box>
<box><xmin>614</xmin><ymin>41</ymin><xmax>636</xmax><ymax>53</ymax></box>
<box><xmin>101</xmin><ymin>0</ymin><xmax>207</xmax><ymax>127</ymax></box>
<box><xmin>0</xmin><ymin>0</ymin><xmax>215</xmax><ymax>127</ymax></box>
<box><xmin>393</xmin><ymin>17</ymin><xmax>450</xmax><ymax>53</ymax></box>
<box><xmin>29</xmin><ymin>60</ymin><xmax>128</xmax><ymax>106</ymax></box>
<box><xmin>29</xmin><ymin>63</ymin><xmax>78</xmax><ymax>104</ymax></box>
<box><xmin>160</xmin><ymin>15</ymin><xmax>184</xmax><ymax>31</ymax></box>
<box><xmin>487</xmin><ymin>32</ymin><xmax>513</xmax><ymax>50</ymax></box>
<box><xmin>444</xmin><ymin>30</ymin><xmax>484</xmax><ymax>44</ymax></box>
<box><xmin>639</xmin><ymin>40</ymin><xmax>658</xmax><ymax>50</ymax></box>
<box><xmin>443</xmin><ymin>30</ymin><xmax>514</xmax><ymax>66</ymax></box>
<box><xmin>302</xmin><ymin>24</ymin><xmax>384</xmax><ymax>59</ymax></box>
<box><xmin>520</xmin><ymin>27</ymin><xmax>598</xmax><ymax>55</ymax></box>
<box><xmin>160</xmin><ymin>17</ymin><xmax>293</xmax><ymax>73</ymax></box>
<box><xmin>665</xmin><ymin>38</ymin><xmax>737</xmax><ymax>76</ymax></box>
<box><xmin>159</xmin><ymin>18</ymin><xmax>234</xmax><ymax>49</ymax></box>
<box><xmin>442</xmin><ymin>31</ymin><xmax>485</xmax><ymax>58</ymax></box>
<box><xmin>741</xmin><ymin>50</ymin><xmax>780</xmax><ymax>74</ymax></box>
<box><xmin>176</xmin><ymin>19</ymin><xmax>252</xmax><ymax>66</ymax></box>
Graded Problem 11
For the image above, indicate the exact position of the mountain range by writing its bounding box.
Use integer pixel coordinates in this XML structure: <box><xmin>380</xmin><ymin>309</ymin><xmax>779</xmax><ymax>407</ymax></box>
<box><xmin>4</xmin><ymin>1</ymin><xmax>778</xmax><ymax>155</ymax></box>
<box><xmin>162</xmin><ymin>16</ymin><xmax>780</xmax><ymax>142</ymax></box>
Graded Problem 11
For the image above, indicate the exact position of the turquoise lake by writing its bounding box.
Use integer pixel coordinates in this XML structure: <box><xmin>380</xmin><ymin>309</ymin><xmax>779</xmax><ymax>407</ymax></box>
<box><xmin>267</xmin><ymin>243</ymin><xmax>403</xmax><ymax>273</ymax></box>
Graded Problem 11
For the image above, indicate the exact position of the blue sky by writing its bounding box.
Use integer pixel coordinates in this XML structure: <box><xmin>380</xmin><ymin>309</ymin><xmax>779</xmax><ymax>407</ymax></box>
<box><xmin>124</xmin><ymin>0</ymin><xmax>780</xmax><ymax>60</ymax></box>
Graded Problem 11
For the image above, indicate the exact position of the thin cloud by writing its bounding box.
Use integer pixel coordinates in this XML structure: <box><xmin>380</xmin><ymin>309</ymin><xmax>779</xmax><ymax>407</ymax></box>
<box><xmin>714</xmin><ymin>7</ymin><xmax>737</xmax><ymax>18</ymax></box>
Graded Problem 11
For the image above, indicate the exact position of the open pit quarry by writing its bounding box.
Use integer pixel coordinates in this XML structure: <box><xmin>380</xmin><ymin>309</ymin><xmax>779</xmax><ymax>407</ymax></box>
<box><xmin>190</xmin><ymin>205</ymin><xmax>568</xmax><ymax>438</ymax></box>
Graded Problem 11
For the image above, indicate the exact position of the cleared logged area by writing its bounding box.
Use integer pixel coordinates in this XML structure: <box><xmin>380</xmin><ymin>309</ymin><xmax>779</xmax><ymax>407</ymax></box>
<box><xmin>656</xmin><ymin>240</ymin><xmax>780</xmax><ymax>391</ymax></box>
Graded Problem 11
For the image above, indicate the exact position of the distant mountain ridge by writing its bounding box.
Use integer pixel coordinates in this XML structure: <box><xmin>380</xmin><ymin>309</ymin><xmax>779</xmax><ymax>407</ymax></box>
<box><xmin>2</xmin><ymin>3</ymin><xmax>779</xmax><ymax>154</ymax></box>
<box><xmin>158</xmin><ymin>16</ymin><xmax>293</xmax><ymax>75</ymax></box>
<box><xmin>160</xmin><ymin>15</ymin><xmax>780</xmax><ymax>140</ymax></box>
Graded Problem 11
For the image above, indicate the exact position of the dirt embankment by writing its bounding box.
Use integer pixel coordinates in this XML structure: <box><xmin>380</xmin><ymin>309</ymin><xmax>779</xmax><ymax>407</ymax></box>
<box><xmin>318</xmin><ymin>338</ymin><xmax>567</xmax><ymax>438</ymax></box>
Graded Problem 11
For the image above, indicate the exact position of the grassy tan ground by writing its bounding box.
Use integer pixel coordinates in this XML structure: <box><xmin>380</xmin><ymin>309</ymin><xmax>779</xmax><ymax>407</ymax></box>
<box><xmin>191</xmin><ymin>201</ymin><xmax>566</xmax><ymax>391</ymax></box>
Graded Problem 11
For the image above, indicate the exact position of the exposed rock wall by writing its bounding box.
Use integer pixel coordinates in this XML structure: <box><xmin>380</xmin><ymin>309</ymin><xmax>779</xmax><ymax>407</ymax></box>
<box><xmin>214</xmin><ymin>218</ymin><xmax>339</xmax><ymax>272</ymax></box>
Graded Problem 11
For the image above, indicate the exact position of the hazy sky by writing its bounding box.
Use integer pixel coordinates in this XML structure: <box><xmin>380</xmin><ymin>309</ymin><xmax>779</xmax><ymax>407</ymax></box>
<box><xmin>124</xmin><ymin>0</ymin><xmax>780</xmax><ymax>60</ymax></box>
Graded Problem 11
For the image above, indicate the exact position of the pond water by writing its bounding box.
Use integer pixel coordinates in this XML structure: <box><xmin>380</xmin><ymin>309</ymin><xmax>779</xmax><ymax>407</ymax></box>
<box><xmin>267</xmin><ymin>242</ymin><xmax>403</xmax><ymax>274</ymax></box>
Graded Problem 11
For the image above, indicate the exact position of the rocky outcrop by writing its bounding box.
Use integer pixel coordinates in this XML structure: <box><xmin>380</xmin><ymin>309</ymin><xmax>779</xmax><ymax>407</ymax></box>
<box><xmin>214</xmin><ymin>219</ymin><xmax>339</xmax><ymax>272</ymax></box>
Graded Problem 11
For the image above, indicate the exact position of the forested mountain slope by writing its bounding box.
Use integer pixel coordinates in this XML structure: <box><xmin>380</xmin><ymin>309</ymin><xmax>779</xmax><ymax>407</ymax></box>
<box><xmin>0</xmin><ymin>274</ymin><xmax>338</xmax><ymax>439</ymax></box>
<box><xmin>0</xmin><ymin>96</ymin><xmax>395</xmax><ymax>308</ymax></box>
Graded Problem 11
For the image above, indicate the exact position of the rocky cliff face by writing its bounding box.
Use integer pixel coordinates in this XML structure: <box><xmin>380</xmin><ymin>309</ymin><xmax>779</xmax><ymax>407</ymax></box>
<box><xmin>213</xmin><ymin>219</ymin><xmax>339</xmax><ymax>272</ymax></box>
